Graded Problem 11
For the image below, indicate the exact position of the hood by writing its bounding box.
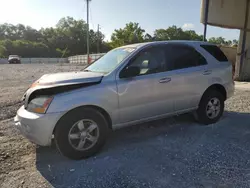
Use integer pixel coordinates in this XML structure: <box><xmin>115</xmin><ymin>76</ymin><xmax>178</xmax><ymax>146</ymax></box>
<box><xmin>23</xmin><ymin>71</ymin><xmax>104</xmax><ymax>107</ymax></box>
<box><xmin>34</xmin><ymin>71</ymin><xmax>104</xmax><ymax>87</ymax></box>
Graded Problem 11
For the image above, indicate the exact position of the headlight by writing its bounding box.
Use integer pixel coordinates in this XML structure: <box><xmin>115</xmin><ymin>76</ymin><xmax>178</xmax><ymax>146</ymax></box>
<box><xmin>27</xmin><ymin>96</ymin><xmax>53</xmax><ymax>114</ymax></box>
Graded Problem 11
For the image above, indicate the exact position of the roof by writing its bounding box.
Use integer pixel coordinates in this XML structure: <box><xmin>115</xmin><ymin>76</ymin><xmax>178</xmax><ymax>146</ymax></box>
<box><xmin>117</xmin><ymin>40</ymin><xmax>214</xmax><ymax>49</ymax></box>
<box><xmin>117</xmin><ymin>42</ymin><xmax>151</xmax><ymax>49</ymax></box>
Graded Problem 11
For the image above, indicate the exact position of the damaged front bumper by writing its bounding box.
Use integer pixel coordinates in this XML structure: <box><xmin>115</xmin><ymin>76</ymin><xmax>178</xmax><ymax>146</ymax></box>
<box><xmin>14</xmin><ymin>106</ymin><xmax>63</xmax><ymax>146</ymax></box>
<box><xmin>14</xmin><ymin>71</ymin><xmax>104</xmax><ymax>145</ymax></box>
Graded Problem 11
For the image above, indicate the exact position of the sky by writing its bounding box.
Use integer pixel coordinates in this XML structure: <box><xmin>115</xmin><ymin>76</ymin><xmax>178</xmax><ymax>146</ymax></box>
<box><xmin>0</xmin><ymin>0</ymin><xmax>240</xmax><ymax>41</ymax></box>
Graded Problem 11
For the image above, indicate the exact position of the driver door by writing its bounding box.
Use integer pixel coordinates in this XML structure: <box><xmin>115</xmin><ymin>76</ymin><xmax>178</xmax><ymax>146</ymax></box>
<box><xmin>116</xmin><ymin>45</ymin><xmax>174</xmax><ymax>124</ymax></box>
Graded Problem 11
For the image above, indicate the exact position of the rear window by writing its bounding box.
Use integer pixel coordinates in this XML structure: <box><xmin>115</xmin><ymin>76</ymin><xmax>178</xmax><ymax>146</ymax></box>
<box><xmin>201</xmin><ymin>45</ymin><xmax>228</xmax><ymax>62</ymax></box>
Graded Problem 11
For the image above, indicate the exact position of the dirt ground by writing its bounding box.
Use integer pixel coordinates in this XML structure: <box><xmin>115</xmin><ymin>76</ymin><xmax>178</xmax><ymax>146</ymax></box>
<box><xmin>1</xmin><ymin>64</ymin><xmax>250</xmax><ymax>188</ymax></box>
<box><xmin>0</xmin><ymin>64</ymin><xmax>84</xmax><ymax>188</ymax></box>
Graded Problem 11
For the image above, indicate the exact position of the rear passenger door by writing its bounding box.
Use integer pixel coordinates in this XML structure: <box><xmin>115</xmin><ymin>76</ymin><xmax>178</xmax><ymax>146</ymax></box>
<box><xmin>164</xmin><ymin>44</ymin><xmax>210</xmax><ymax>112</ymax></box>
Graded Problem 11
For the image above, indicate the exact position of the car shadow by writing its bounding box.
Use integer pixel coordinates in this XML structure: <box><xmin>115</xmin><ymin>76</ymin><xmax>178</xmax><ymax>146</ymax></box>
<box><xmin>36</xmin><ymin>111</ymin><xmax>250</xmax><ymax>188</ymax></box>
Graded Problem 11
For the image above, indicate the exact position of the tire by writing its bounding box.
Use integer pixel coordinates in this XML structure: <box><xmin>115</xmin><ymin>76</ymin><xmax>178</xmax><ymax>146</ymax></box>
<box><xmin>54</xmin><ymin>107</ymin><xmax>109</xmax><ymax>160</ymax></box>
<box><xmin>195</xmin><ymin>90</ymin><xmax>224</xmax><ymax>125</ymax></box>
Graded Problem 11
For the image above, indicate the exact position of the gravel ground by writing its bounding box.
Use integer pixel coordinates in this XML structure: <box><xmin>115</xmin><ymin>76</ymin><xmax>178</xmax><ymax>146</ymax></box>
<box><xmin>1</xmin><ymin>64</ymin><xmax>250</xmax><ymax>188</ymax></box>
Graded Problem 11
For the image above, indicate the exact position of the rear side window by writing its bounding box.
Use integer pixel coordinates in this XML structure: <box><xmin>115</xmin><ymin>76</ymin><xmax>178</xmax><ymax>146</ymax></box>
<box><xmin>201</xmin><ymin>45</ymin><xmax>228</xmax><ymax>62</ymax></box>
<box><xmin>165</xmin><ymin>44</ymin><xmax>207</xmax><ymax>71</ymax></box>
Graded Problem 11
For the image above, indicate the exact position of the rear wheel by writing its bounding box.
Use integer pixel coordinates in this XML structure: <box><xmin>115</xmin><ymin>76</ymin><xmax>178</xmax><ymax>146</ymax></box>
<box><xmin>54</xmin><ymin>108</ymin><xmax>108</xmax><ymax>160</ymax></box>
<box><xmin>195</xmin><ymin>90</ymin><xmax>224</xmax><ymax>125</ymax></box>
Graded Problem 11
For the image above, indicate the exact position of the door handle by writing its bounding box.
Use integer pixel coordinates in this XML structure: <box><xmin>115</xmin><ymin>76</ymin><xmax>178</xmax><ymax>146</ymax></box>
<box><xmin>203</xmin><ymin>70</ymin><xmax>212</xmax><ymax>75</ymax></box>
<box><xmin>159</xmin><ymin>77</ymin><xmax>171</xmax><ymax>83</ymax></box>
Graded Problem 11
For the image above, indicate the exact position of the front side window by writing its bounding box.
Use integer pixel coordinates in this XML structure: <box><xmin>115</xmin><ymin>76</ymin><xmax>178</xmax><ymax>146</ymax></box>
<box><xmin>124</xmin><ymin>46</ymin><xmax>166</xmax><ymax>76</ymax></box>
<box><xmin>85</xmin><ymin>47</ymin><xmax>135</xmax><ymax>73</ymax></box>
<box><xmin>165</xmin><ymin>44</ymin><xmax>207</xmax><ymax>71</ymax></box>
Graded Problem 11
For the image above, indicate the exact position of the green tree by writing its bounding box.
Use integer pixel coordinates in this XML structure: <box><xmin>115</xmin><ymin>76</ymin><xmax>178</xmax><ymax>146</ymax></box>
<box><xmin>0</xmin><ymin>45</ymin><xmax>7</xmax><ymax>57</ymax></box>
<box><xmin>23</xmin><ymin>26</ymin><xmax>43</xmax><ymax>42</ymax></box>
<box><xmin>144</xmin><ymin>33</ymin><xmax>154</xmax><ymax>42</ymax></box>
<box><xmin>0</xmin><ymin>23</ymin><xmax>42</xmax><ymax>42</ymax></box>
<box><xmin>183</xmin><ymin>30</ymin><xmax>203</xmax><ymax>41</ymax></box>
<box><xmin>110</xmin><ymin>22</ymin><xmax>145</xmax><ymax>48</ymax></box>
<box><xmin>0</xmin><ymin>18</ymin><xmax>239</xmax><ymax>57</ymax></box>
<box><xmin>208</xmin><ymin>37</ymin><xmax>238</xmax><ymax>46</ymax></box>
<box><xmin>208</xmin><ymin>37</ymin><xmax>224</xmax><ymax>45</ymax></box>
<box><xmin>154</xmin><ymin>26</ymin><xmax>183</xmax><ymax>40</ymax></box>
<box><xmin>154</xmin><ymin>26</ymin><xmax>203</xmax><ymax>41</ymax></box>
<box><xmin>232</xmin><ymin>39</ymin><xmax>239</xmax><ymax>47</ymax></box>
<box><xmin>1</xmin><ymin>40</ymin><xmax>50</xmax><ymax>57</ymax></box>
<box><xmin>43</xmin><ymin>17</ymin><xmax>107</xmax><ymax>55</ymax></box>
<box><xmin>0</xmin><ymin>17</ymin><xmax>109</xmax><ymax>57</ymax></box>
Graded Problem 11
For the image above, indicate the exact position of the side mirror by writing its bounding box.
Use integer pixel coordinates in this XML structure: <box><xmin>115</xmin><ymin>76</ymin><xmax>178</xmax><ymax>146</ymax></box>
<box><xmin>120</xmin><ymin>66</ymin><xmax>140</xmax><ymax>78</ymax></box>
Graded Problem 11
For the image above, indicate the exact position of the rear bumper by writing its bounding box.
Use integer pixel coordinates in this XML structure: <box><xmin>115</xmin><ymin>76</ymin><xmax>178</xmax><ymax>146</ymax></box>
<box><xmin>14</xmin><ymin>106</ymin><xmax>63</xmax><ymax>146</ymax></box>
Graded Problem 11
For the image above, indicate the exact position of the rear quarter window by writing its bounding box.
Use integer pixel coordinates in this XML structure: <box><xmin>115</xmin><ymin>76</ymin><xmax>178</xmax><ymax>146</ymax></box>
<box><xmin>201</xmin><ymin>45</ymin><xmax>228</xmax><ymax>62</ymax></box>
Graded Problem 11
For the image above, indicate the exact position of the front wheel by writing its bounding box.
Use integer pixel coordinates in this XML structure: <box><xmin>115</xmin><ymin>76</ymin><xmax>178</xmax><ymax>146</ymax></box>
<box><xmin>195</xmin><ymin>90</ymin><xmax>224</xmax><ymax>125</ymax></box>
<box><xmin>54</xmin><ymin>108</ymin><xmax>109</xmax><ymax>160</ymax></box>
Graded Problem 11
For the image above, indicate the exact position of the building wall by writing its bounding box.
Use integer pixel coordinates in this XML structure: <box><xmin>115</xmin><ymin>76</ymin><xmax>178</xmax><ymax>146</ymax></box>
<box><xmin>200</xmin><ymin>0</ymin><xmax>250</xmax><ymax>80</ymax></box>
<box><xmin>200</xmin><ymin>0</ymin><xmax>248</xmax><ymax>30</ymax></box>
<box><xmin>220</xmin><ymin>46</ymin><xmax>237</xmax><ymax>65</ymax></box>
<box><xmin>235</xmin><ymin>30</ymin><xmax>250</xmax><ymax>80</ymax></box>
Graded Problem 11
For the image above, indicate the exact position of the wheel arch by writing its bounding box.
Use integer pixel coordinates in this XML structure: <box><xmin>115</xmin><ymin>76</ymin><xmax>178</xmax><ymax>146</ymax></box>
<box><xmin>201</xmin><ymin>84</ymin><xmax>227</xmax><ymax>102</ymax></box>
<box><xmin>53</xmin><ymin>105</ymin><xmax>113</xmax><ymax>135</ymax></box>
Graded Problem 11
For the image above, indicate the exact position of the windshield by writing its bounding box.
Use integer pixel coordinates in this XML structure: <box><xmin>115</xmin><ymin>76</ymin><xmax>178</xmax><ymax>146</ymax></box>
<box><xmin>85</xmin><ymin>47</ymin><xmax>135</xmax><ymax>73</ymax></box>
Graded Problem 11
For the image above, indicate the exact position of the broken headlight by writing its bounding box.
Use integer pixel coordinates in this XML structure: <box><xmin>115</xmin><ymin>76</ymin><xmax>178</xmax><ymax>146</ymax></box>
<box><xmin>27</xmin><ymin>96</ymin><xmax>53</xmax><ymax>114</ymax></box>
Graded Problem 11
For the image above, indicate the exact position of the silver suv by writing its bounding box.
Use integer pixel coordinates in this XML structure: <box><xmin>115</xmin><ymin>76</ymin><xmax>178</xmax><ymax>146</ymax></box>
<box><xmin>14</xmin><ymin>41</ymin><xmax>234</xmax><ymax>159</ymax></box>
